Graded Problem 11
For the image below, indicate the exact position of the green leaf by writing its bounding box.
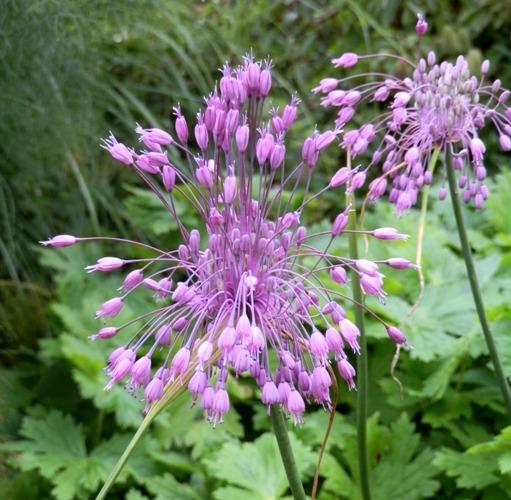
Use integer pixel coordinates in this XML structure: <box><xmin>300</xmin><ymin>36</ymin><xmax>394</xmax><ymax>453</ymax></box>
<box><xmin>144</xmin><ymin>473</ymin><xmax>201</xmax><ymax>500</ymax></box>
<box><xmin>153</xmin><ymin>391</ymin><xmax>243</xmax><ymax>459</ymax></box>
<box><xmin>499</xmin><ymin>451</ymin><xmax>511</xmax><ymax>474</ymax></box>
<box><xmin>319</xmin><ymin>452</ymin><xmax>359</xmax><ymax>499</ymax></box>
<box><xmin>1</xmin><ymin>411</ymin><xmax>159</xmax><ymax>500</ymax></box>
<box><xmin>1</xmin><ymin>411</ymin><xmax>88</xmax><ymax>500</ymax></box>
<box><xmin>490</xmin><ymin>320</ymin><xmax>511</xmax><ymax>379</ymax></box>
<box><xmin>486</xmin><ymin>170</ymin><xmax>511</xmax><ymax>234</ymax></box>
<box><xmin>291</xmin><ymin>410</ymin><xmax>354</xmax><ymax>451</ymax></box>
<box><xmin>321</xmin><ymin>414</ymin><xmax>439</xmax><ymax>500</ymax></box>
<box><xmin>205</xmin><ymin>432</ymin><xmax>315</xmax><ymax>499</ymax></box>
<box><xmin>433</xmin><ymin>448</ymin><xmax>499</xmax><ymax>489</ymax></box>
<box><xmin>125</xmin><ymin>489</ymin><xmax>149</xmax><ymax>500</ymax></box>
<box><xmin>432</xmin><ymin>425</ymin><xmax>511</xmax><ymax>492</ymax></box>
<box><xmin>123</xmin><ymin>185</ymin><xmax>199</xmax><ymax>236</ymax></box>
<box><xmin>371</xmin><ymin>414</ymin><xmax>439</xmax><ymax>500</ymax></box>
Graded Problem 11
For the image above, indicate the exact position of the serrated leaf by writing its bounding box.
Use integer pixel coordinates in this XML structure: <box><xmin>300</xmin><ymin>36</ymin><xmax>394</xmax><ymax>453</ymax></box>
<box><xmin>499</xmin><ymin>451</ymin><xmax>511</xmax><ymax>474</ymax></box>
<box><xmin>371</xmin><ymin>414</ymin><xmax>439</xmax><ymax>499</ymax></box>
<box><xmin>490</xmin><ymin>320</ymin><xmax>511</xmax><ymax>379</ymax></box>
<box><xmin>486</xmin><ymin>170</ymin><xmax>511</xmax><ymax>234</ymax></box>
<box><xmin>1</xmin><ymin>411</ymin><xmax>88</xmax><ymax>500</ymax></box>
<box><xmin>319</xmin><ymin>452</ymin><xmax>359</xmax><ymax>499</ymax></box>
<box><xmin>433</xmin><ymin>448</ymin><xmax>499</xmax><ymax>489</ymax></box>
<box><xmin>1</xmin><ymin>411</ymin><xmax>158</xmax><ymax>500</ymax></box>
<box><xmin>153</xmin><ymin>391</ymin><xmax>243</xmax><ymax>458</ymax></box>
<box><xmin>123</xmin><ymin>185</ymin><xmax>198</xmax><ymax>236</ymax></box>
<box><xmin>144</xmin><ymin>473</ymin><xmax>201</xmax><ymax>500</ymax></box>
<box><xmin>321</xmin><ymin>414</ymin><xmax>438</xmax><ymax>500</ymax></box>
<box><xmin>291</xmin><ymin>410</ymin><xmax>354</xmax><ymax>451</ymax></box>
<box><xmin>205</xmin><ymin>432</ymin><xmax>315</xmax><ymax>499</ymax></box>
<box><xmin>125</xmin><ymin>489</ymin><xmax>149</xmax><ymax>500</ymax></box>
<box><xmin>419</xmin><ymin>355</ymin><xmax>461</xmax><ymax>400</ymax></box>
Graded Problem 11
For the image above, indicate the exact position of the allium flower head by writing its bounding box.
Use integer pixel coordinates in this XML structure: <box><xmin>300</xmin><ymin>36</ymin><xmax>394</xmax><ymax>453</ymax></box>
<box><xmin>42</xmin><ymin>56</ymin><xmax>412</xmax><ymax>423</ymax></box>
<box><xmin>318</xmin><ymin>17</ymin><xmax>511</xmax><ymax>212</ymax></box>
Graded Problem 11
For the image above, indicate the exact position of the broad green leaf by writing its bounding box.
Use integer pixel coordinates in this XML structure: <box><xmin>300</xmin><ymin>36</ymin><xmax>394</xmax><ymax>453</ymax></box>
<box><xmin>321</xmin><ymin>414</ymin><xmax>439</xmax><ymax>500</ymax></box>
<box><xmin>319</xmin><ymin>452</ymin><xmax>359</xmax><ymax>500</ymax></box>
<box><xmin>499</xmin><ymin>451</ymin><xmax>511</xmax><ymax>474</ymax></box>
<box><xmin>486</xmin><ymin>170</ymin><xmax>511</xmax><ymax>234</ymax></box>
<box><xmin>153</xmin><ymin>391</ymin><xmax>243</xmax><ymax>459</ymax></box>
<box><xmin>125</xmin><ymin>489</ymin><xmax>149</xmax><ymax>500</ymax></box>
<box><xmin>205</xmin><ymin>432</ymin><xmax>315</xmax><ymax>499</ymax></box>
<box><xmin>433</xmin><ymin>448</ymin><xmax>499</xmax><ymax>489</ymax></box>
<box><xmin>371</xmin><ymin>414</ymin><xmax>439</xmax><ymax>499</ymax></box>
<box><xmin>490</xmin><ymin>320</ymin><xmax>511</xmax><ymax>379</ymax></box>
<box><xmin>291</xmin><ymin>410</ymin><xmax>354</xmax><ymax>451</ymax></box>
<box><xmin>1</xmin><ymin>411</ymin><xmax>159</xmax><ymax>500</ymax></box>
<box><xmin>123</xmin><ymin>185</ymin><xmax>199</xmax><ymax>236</ymax></box>
<box><xmin>144</xmin><ymin>473</ymin><xmax>201</xmax><ymax>500</ymax></box>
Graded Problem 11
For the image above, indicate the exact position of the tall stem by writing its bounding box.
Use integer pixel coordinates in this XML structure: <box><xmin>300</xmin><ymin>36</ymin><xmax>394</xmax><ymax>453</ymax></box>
<box><xmin>445</xmin><ymin>149</ymin><xmax>511</xmax><ymax>417</ymax></box>
<box><xmin>347</xmin><ymin>180</ymin><xmax>371</xmax><ymax>499</ymax></box>
<box><xmin>270</xmin><ymin>405</ymin><xmax>306</xmax><ymax>500</ymax></box>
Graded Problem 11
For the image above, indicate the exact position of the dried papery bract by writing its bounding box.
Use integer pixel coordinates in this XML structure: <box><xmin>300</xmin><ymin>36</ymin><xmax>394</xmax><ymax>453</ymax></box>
<box><xmin>42</xmin><ymin>56</ymin><xmax>412</xmax><ymax>423</ymax></box>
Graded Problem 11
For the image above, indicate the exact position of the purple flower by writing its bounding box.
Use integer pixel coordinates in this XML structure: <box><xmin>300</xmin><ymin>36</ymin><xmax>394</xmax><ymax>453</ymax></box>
<box><xmin>318</xmin><ymin>17</ymin><xmax>511</xmax><ymax>211</ymax></box>
<box><xmin>40</xmin><ymin>234</ymin><xmax>78</xmax><ymax>247</ymax></box>
<box><xmin>42</xmin><ymin>56</ymin><xmax>411</xmax><ymax>423</ymax></box>
<box><xmin>415</xmin><ymin>13</ymin><xmax>428</xmax><ymax>36</ymax></box>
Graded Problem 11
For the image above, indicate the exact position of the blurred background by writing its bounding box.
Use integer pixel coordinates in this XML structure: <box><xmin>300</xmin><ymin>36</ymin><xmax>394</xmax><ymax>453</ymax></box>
<box><xmin>2</xmin><ymin>1</ymin><xmax>511</xmax><ymax>498</ymax></box>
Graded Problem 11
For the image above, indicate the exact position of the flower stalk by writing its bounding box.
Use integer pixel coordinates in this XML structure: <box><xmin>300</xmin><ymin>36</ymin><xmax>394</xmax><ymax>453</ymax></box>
<box><xmin>270</xmin><ymin>405</ymin><xmax>307</xmax><ymax>500</ymax></box>
<box><xmin>347</xmin><ymin>155</ymin><xmax>371</xmax><ymax>500</ymax></box>
<box><xmin>445</xmin><ymin>148</ymin><xmax>511</xmax><ymax>417</ymax></box>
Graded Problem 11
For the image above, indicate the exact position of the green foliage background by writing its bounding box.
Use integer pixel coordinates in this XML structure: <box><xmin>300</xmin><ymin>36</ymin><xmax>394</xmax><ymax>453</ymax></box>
<box><xmin>1</xmin><ymin>0</ymin><xmax>511</xmax><ymax>498</ymax></box>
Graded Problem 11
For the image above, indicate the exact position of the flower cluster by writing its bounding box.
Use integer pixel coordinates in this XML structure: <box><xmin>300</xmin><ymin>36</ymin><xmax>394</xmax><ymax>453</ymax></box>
<box><xmin>42</xmin><ymin>56</ymin><xmax>413</xmax><ymax>424</ymax></box>
<box><xmin>315</xmin><ymin>15</ymin><xmax>511</xmax><ymax>213</ymax></box>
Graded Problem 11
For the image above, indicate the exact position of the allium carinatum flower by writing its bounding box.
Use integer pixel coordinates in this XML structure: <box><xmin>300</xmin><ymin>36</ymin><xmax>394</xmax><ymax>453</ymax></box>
<box><xmin>42</xmin><ymin>56</ymin><xmax>413</xmax><ymax>424</ymax></box>
<box><xmin>316</xmin><ymin>14</ymin><xmax>511</xmax><ymax>213</ymax></box>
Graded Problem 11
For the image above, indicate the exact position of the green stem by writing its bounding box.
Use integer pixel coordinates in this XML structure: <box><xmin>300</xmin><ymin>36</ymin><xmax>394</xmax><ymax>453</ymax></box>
<box><xmin>270</xmin><ymin>405</ymin><xmax>306</xmax><ymax>500</ymax></box>
<box><xmin>93</xmin><ymin>410</ymin><xmax>105</xmax><ymax>447</ymax></box>
<box><xmin>445</xmin><ymin>149</ymin><xmax>511</xmax><ymax>417</ymax></box>
<box><xmin>95</xmin><ymin>414</ymin><xmax>154</xmax><ymax>500</ymax></box>
<box><xmin>347</xmin><ymin>198</ymin><xmax>371</xmax><ymax>500</ymax></box>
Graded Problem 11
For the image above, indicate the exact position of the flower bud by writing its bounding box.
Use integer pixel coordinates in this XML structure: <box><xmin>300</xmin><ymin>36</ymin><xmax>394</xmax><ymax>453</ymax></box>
<box><xmin>236</xmin><ymin>124</ymin><xmax>250</xmax><ymax>152</ymax></box>
<box><xmin>332</xmin><ymin>212</ymin><xmax>348</xmax><ymax>236</ymax></box>
<box><xmin>90</xmin><ymin>326</ymin><xmax>118</xmax><ymax>340</ymax></box>
<box><xmin>499</xmin><ymin>135</ymin><xmax>511</xmax><ymax>152</ymax></box>
<box><xmin>175</xmin><ymin>111</ymin><xmax>189</xmax><ymax>143</ymax></box>
<box><xmin>194</xmin><ymin>121</ymin><xmax>209</xmax><ymax>150</ymax></box>
<box><xmin>259</xmin><ymin>67</ymin><xmax>272</xmax><ymax>96</ymax></box>
<box><xmin>223</xmin><ymin>176</ymin><xmax>237</xmax><ymax>204</ymax></box>
<box><xmin>330</xmin><ymin>266</ymin><xmax>347</xmax><ymax>284</ymax></box>
<box><xmin>170</xmin><ymin>347</ymin><xmax>190</xmax><ymax>378</ymax></box>
<box><xmin>372</xmin><ymin>227</ymin><xmax>409</xmax><ymax>240</ymax></box>
<box><xmin>332</xmin><ymin>52</ymin><xmax>359</xmax><ymax>68</ymax></box>
<box><xmin>162</xmin><ymin>165</ymin><xmax>176</xmax><ymax>191</ymax></box>
<box><xmin>312</xmin><ymin>78</ymin><xmax>338</xmax><ymax>94</ymax></box>
<box><xmin>470</xmin><ymin>137</ymin><xmax>486</xmax><ymax>160</ymax></box>
<box><xmin>337</xmin><ymin>359</ymin><xmax>356</xmax><ymax>389</ymax></box>
<box><xmin>386</xmin><ymin>325</ymin><xmax>407</xmax><ymax>344</ymax></box>
<box><xmin>282</xmin><ymin>97</ymin><xmax>298</xmax><ymax>128</ymax></box>
<box><xmin>96</xmin><ymin>297</ymin><xmax>123</xmax><ymax>318</ymax></box>
<box><xmin>309</xmin><ymin>331</ymin><xmax>329</xmax><ymax>360</ymax></box>
<box><xmin>329</xmin><ymin>167</ymin><xmax>351</xmax><ymax>188</ymax></box>
<box><xmin>385</xmin><ymin>258</ymin><xmax>417</xmax><ymax>270</ymax></box>
<box><xmin>415</xmin><ymin>13</ymin><xmax>428</xmax><ymax>35</ymax></box>
<box><xmin>40</xmin><ymin>234</ymin><xmax>78</xmax><ymax>247</ymax></box>
<box><xmin>270</xmin><ymin>143</ymin><xmax>285</xmax><ymax>170</ymax></box>
<box><xmin>315</xmin><ymin>130</ymin><xmax>337</xmax><ymax>150</ymax></box>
